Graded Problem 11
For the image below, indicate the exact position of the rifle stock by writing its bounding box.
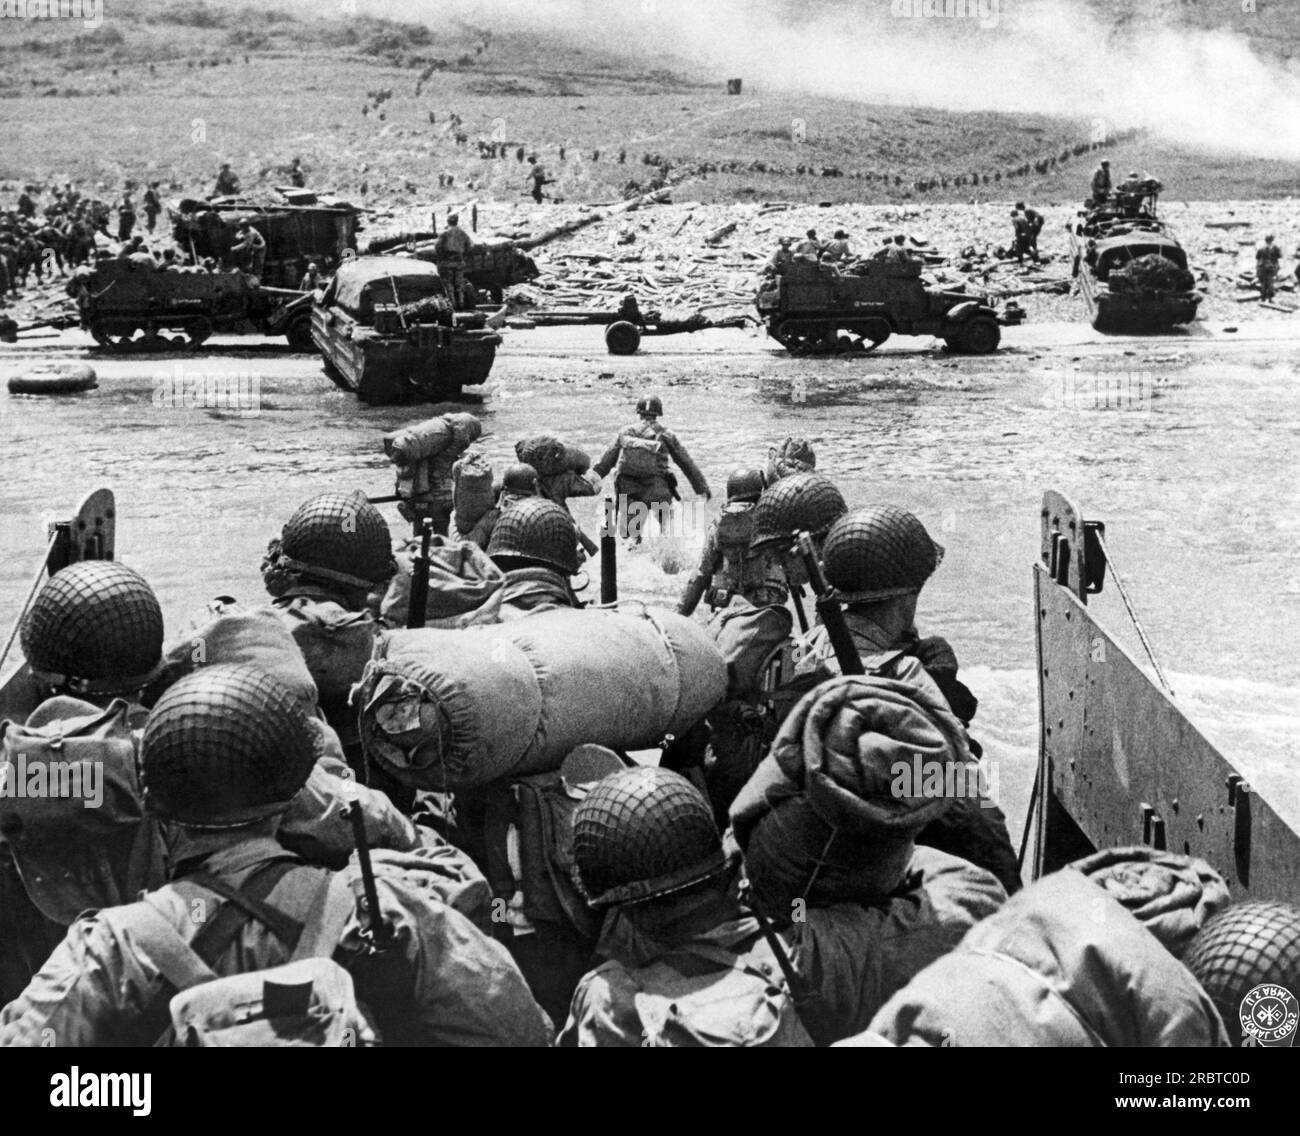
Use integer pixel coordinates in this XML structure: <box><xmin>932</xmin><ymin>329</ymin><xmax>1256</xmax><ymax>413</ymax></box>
<box><xmin>407</xmin><ymin>519</ymin><xmax>434</xmax><ymax>629</ymax></box>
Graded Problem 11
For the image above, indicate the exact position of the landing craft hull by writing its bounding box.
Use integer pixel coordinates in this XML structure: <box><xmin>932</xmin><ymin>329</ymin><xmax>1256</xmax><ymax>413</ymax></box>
<box><xmin>1032</xmin><ymin>491</ymin><xmax>1300</xmax><ymax>902</ymax></box>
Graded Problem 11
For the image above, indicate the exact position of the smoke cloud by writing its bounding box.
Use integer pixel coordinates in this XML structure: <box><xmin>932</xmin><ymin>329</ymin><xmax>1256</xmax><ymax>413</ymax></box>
<box><xmin>352</xmin><ymin>0</ymin><xmax>1300</xmax><ymax>160</ymax></box>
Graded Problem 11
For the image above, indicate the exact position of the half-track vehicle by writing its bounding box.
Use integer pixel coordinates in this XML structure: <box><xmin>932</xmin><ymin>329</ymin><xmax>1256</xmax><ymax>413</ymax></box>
<box><xmin>69</xmin><ymin>259</ymin><xmax>313</xmax><ymax>351</ymax></box>
<box><xmin>755</xmin><ymin>258</ymin><xmax>1023</xmax><ymax>355</ymax></box>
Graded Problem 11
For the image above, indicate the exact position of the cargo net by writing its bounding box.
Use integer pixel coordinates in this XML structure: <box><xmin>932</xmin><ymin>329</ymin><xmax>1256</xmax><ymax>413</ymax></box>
<box><xmin>1108</xmin><ymin>253</ymin><xmax>1196</xmax><ymax>295</ymax></box>
<box><xmin>395</xmin><ymin>294</ymin><xmax>453</xmax><ymax>325</ymax></box>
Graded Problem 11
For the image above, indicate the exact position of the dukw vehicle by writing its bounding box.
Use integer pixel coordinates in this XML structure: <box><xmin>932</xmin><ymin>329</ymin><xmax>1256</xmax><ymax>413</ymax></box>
<box><xmin>1067</xmin><ymin>180</ymin><xmax>1202</xmax><ymax>333</ymax></box>
<box><xmin>755</xmin><ymin>257</ymin><xmax>1024</xmax><ymax>355</ymax></box>
<box><xmin>310</xmin><ymin>255</ymin><xmax>502</xmax><ymax>404</ymax></box>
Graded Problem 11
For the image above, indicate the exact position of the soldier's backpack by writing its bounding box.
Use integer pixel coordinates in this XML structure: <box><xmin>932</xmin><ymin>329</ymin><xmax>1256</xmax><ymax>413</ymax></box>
<box><xmin>618</xmin><ymin>433</ymin><xmax>665</xmax><ymax>480</ymax></box>
<box><xmin>452</xmin><ymin>447</ymin><xmax>495</xmax><ymax>535</ymax></box>
<box><xmin>102</xmin><ymin>860</ymin><xmax>378</xmax><ymax>1047</ymax></box>
<box><xmin>628</xmin><ymin>938</ymin><xmax>814</xmax><ymax>1047</ymax></box>
<box><xmin>707</xmin><ymin>504</ymin><xmax>756</xmax><ymax>605</ymax></box>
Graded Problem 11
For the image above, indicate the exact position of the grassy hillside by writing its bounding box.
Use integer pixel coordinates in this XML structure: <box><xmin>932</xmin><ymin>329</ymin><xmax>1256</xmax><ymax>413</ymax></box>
<box><xmin>1</xmin><ymin>0</ymin><xmax>1297</xmax><ymax>206</ymax></box>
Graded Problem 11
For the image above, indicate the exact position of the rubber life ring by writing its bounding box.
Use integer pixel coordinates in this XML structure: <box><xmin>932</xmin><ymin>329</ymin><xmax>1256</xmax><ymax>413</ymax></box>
<box><xmin>7</xmin><ymin>363</ymin><xmax>98</xmax><ymax>395</ymax></box>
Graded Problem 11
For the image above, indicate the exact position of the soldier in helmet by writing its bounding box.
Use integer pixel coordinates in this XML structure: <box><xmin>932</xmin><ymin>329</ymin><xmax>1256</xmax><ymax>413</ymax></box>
<box><xmin>515</xmin><ymin>434</ymin><xmax>603</xmax><ymax>554</ymax></box>
<box><xmin>0</xmin><ymin>665</ymin><xmax>552</xmax><ymax>1047</ymax></box>
<box><xmin>748</xmin><ymin>471</ymin><xmax>847</xmax><ymax>605</ymax></box>
<box><xmin>0</xmin><ymin>560</ymin><xmax>166</xmax><ymax>1004</ymax></box>
<box><xmin>592</xmin><ymin>395</ymin><xmax>711</xmax><ymax>543</ymax></box>
<box><xmin>386</xmin><ymin>412</ymin><xmax>483</xmax><ymax>537</ymax></box>
<box><xmin>792</xmin><ymin>505</ymin><xmax>1020</xmax><ymax>894</ymax></box>
<box><xmin>432</xmin><ymin>212</ymin><xmax>474</xmax><ymax>308</ymax></box>
<box><xmin>560</xmin><ymin>760</ymin><xmax>1003</xmax><ymax>1046</ymax></box>
<box><xmin>487</xmin><ymin>497</ymin><xmax>583</xmax><ymax>619</ymax></box>
<box><xmin>2</xmin><ymin>554</ymin><xmax>418</xmax><ymax>1002</ymax></box>
<box><xmin>1256</xmin><ymin>234</ymin><xmax>1282</xmax><ymax>302</ymax></box>
<box><xmin>678</xmin><ymin>467</ymin><xmax>784</xmax><ymax>618</ymax></box>
<box><xmin>467</xmin><ymin>462</ymin><xmax>540</xmax><ymax>550</ymax></box>
<box><xmin>261</xmin><ymin>489</ymin><xmax>397</xmax><ymax>767</ymax></box>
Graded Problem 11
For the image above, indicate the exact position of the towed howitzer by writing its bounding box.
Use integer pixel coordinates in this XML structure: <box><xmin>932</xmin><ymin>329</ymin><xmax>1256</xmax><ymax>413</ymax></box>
<box><xmin>795</xmin><ymin>531</ymin><xmax>863</xmax><ymax>676</ymax></box>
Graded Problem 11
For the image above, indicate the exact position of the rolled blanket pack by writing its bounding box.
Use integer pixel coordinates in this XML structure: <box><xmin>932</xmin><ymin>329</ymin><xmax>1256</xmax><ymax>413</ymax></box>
<box><xmin>358</xmin><ymin>607</ymin><xmax>727</xmax><ymax>790</ymax></box>
<box><xmin>731</xmin><ymin>675</ymin><xmax>970</xmax><ymax>909</ymax></box>
<box><xmin>379</xmin><ymin>535</ymin><xmax>504</xmax><ymax>629</ymax></box>
<box><xmin>1067</xmin><ymin>846</ymin><xmax>1231</xmax><ymax>959</ymax></box>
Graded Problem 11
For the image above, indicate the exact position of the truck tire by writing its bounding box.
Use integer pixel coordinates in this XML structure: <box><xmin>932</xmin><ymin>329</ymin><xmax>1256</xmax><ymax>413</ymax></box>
<box><xmin>605</xmin><ymin>321</ymin><xmax>641</xmax><ymax>355</ymax></box>
<box><xmin>285</xmin><ymin>313</ymin><xmax>314</xmax><ymax>351</ymax></box>
<box><xmin>952</xmin><ymin>316</ymin><xmax>1000</xmax><ymax>355</ymax></box>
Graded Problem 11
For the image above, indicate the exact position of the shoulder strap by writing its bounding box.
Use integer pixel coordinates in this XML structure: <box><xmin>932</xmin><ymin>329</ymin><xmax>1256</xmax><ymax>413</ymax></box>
<box><xmin>184</xmin><ymin>860</ymin><xmax>306</xmax><ymax>956</ymax></box>
<box><xmin>290</xmin><ymin>870</ymin><xmax>356</xmax><ymax>963</ymax></box>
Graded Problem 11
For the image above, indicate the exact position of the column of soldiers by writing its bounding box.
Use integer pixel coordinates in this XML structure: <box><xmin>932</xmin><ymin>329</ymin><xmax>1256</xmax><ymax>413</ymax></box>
<box><xmin>2</xmin><ymin>399</ymin><xmax>1297</xmax><ymax>1045</ymax></box>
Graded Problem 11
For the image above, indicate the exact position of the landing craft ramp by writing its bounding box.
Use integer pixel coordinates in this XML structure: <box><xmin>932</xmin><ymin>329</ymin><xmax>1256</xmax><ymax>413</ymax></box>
<box><xmin>1031</xmin><ymin>490</ymin><xmax>1300</xmax><ymax>901</ymax></box>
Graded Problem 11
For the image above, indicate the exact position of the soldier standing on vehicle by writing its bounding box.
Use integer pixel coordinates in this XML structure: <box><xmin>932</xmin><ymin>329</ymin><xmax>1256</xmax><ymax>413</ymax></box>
<box><xmin>116</xmin><ymin>191</ymin><xmax>136</xmax><ymax>243</ymax></box>
<box><xmin>764</xmin><ymin>237</ymin><xmax>794</xmax><ymax>276</ymax></box>
<box><xmin>592</xmin><ymin>395</ymin><xmax>711</xmax><ymax>542</ymax></box>
<box><xmin>142</xmin><ymin>182</ymin><xmax>162</xmax><ymax>233</ymax></box>
<box><xmin>288</xmin><ymin>157</ymin><xmax>306</xmax><ymax>188</ymax></box>
<box><xmin>432</xmin><ymin>212</ymin><xmax>474</xmax><ymax>307</ymax></box>
<box><xmin>213</xmin><ymin>162</ymin><xmax>241</xmax><ymax>197</ymax></box>
<box><xmin>822</xmin><ymin>230</ymin><xmax>852</xmax><ymax>263</ymax></box>
<box><xmin>1089</xmin><ymin>159</ymin><xmax>1111</xmax><ymax>204</ymax></box>
<box><xmin>793</xmin><ymin>229</ymin><xmax>821</xmax><ymax>261</ymax></box>
<box><xmin>0</xmin><ymin>665</ymin><xmax>552</xmax><ymax>1048</ymax></box>
<box><xmin>299</xmin><ymin>261</ymin><xmax>322</xmax><ymax>291</ymax></box>
<box><xmin>231</xmin><ymin>220</ymin><xmax>266</xmax><ymax>279</ymax></box>
<box><xmin>1256</xmin><ymin>234</ymin><xmax>1282</xmax><ymax>301</ymax></box>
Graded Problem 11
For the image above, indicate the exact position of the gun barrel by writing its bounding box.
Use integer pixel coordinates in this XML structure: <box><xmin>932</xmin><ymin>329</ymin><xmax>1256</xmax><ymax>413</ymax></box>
<box><xmin>346</xmin><ymin>802</ymin><xmax>392</xmax><ymax>947</ymax></box>
<box><xmin>600</xmin><ymin>498</ymin><xmax>618</xmax><ymax>605</ymax></box>
<box><xmin>407</xmin><ymin>519</ymin><xmax>434</xmax><ymax>629</ymax></box>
